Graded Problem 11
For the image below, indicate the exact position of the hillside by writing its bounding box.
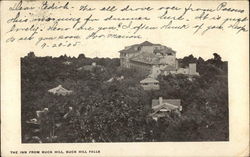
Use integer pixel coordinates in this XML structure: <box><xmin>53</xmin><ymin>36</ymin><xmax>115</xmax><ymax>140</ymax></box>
<box><xmin>21</xmin><ymin>52</ymin><xmax>228</xmax><ymax>143</ymax></box>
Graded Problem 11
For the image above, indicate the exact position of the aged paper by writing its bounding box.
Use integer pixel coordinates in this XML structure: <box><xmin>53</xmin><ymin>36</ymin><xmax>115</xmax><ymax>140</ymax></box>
<box><xmin>1</xmin><ymin>0</ymin><xmax>249</xmax><ymax>156</ymax></box>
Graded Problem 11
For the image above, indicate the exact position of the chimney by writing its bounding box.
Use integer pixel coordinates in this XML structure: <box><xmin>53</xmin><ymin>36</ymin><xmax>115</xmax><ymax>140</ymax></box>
<box><xmin>189</xmin><ymin>63</ymin><xmax>196</xmax><ymax>75</ymax></box>
<box><xmin>159</xmin><ymin>97</ymin><xmax>163</xmax><ymax>105</ymax></box>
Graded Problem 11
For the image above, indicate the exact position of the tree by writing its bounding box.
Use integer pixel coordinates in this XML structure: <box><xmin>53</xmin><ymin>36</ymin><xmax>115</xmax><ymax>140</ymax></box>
<box><xmin>213</xmin><ymin>53</ymin><xmax>221</xmax><ymax>61</ymax></box>
<box><xmin>27</xmin><ymin>51</ymin><xmax>36</xmax><ymax>58</ymax></box>
<box><xmin>78</xmin><ymin>53</ymin><xmax>86</xmax><ymax>59</ymax></box>
<box><xmin>180</xmin><ymin>54</ymin><xmax>197</xmax><ymax>67</ymax></box>
<box><xmin>206</xmin><ymin>53</ymin><xmax>223</xmax><ymax>69</ymax></box>
<box><xmin>21</xmin><ymin>52</ymin><xmax>228</xmax><ymax>142</ymax></box>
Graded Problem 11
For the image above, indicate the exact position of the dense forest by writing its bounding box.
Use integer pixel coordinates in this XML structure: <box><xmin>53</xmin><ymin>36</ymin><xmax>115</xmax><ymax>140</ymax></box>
<box><xmin>21</xmin><ymin>52</ymin><xmax>228</xmax><ymax>143</ymax></box>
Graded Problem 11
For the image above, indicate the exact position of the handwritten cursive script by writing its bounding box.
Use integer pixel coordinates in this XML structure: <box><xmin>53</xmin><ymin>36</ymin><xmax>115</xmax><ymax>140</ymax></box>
<box><xmin>4</xmin><ymin>1</ymin><xmax>249</xmax><ymax>49</ymax></box>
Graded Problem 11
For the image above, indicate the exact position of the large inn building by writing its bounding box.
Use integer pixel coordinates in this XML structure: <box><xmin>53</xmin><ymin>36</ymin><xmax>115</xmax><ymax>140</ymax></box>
<box><xmin>119</xmin><ymin>41</ymin><xmax>199</xmax><ymax>78</ymax></box>
<box><xmin>119</xmin><ymin>41</ymin><xmax>178</xmax><ymax>75</ymax></box>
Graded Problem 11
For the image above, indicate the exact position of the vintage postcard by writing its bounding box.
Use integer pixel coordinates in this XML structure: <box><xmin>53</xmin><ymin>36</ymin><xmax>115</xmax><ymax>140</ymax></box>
<box><xmin>1</xmin><ymin>0</ymin><xmax>249</xmax><ymax>156</ymax></box>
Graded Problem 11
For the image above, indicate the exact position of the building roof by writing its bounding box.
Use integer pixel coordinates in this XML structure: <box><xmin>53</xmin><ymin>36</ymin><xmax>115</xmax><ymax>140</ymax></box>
<box><xmin>140</xmin><ymin>77</ymin><xmax>159</xmax><ymax>83</ymax></box>
<box><xmin>139</xmin><ymin>41</ymin><xmax>154</xmax><ymax>46</ymax></box>
<box><xmin>152</xmin><ymin>102</ymin><xmax>179</xmax><ymax>111</ymax></box>
<box><xmin>77</xmin><ymin>64</ymin><xmax>103</xmax><ymax>71</ymax></box>
<box><xmin>162</xmin><ymin>65</ymin><xmax>176</xmax><ymax>71</ymax></box>
<box><xmin>152</xmin><ymin>99</ymin><xmax>181</xmax><ymax>107</ymax></box>
<box><xmin>119</xmin><ymin>46</ymin><xmax>139</xmax><ymax>54</ymax></box>
<box><xmin>48</xmin><ymin>85</ymin><xmax>73</xmax><ymax>96</ymax></box>
<box><xmin>82</xmin><ymin>65</ymin><xmax>93</xmax><ymax>71</ymax></box>
<box><xmin>63</xmin><ymin>61</ymin><xmax>72</xmax><ymax>65</ymax></box>
<box><xmin>119</xmin><ymin>41</ymin><xmax>161</xmax><ymax>54</ymax></box>
<box><xmin>119</xmin><ymin>41</ymin><xmax>176</xmax><ymax>55</ymax></box>
<box><xmin>129</xmin><ymin>41</ymin><xmax>156</xmax><ymax>47</ymax></box>
<box><xmin>149</xmin><ymin>99</ymin><xmax>181</xmax><ymax>117</ymax></box>
<box><xmin>149</xmin><ymin>98</ymin><xmax>181</xmax><ymax>118</ymax></box>
<box><xmin>153</xmin><ymin>48</ymin><xmax>176</xmax><ymax>55</ymax></box>
<box><xmin>130</xmin><ymin>53</ymin><xmax>162</xmax><ymax>65</ymax></box>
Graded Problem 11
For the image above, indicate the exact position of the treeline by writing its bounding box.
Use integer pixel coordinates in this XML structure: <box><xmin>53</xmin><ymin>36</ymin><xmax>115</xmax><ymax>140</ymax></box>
<box><xmin>21</xmin><ymin>52</ymin><xmax>228</xmax><ymax>142</ymax></box>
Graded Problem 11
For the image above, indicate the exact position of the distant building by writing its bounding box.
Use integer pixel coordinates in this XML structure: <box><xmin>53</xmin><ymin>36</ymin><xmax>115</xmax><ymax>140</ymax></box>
<box><xmin>106</xmin><ymin>76</ymin><xmax>124</xmax><ymax>83</ymax></box>
<box><xmin>77</xmin><ymin>62</ymin><xmax>104</xmax><ymax>71</ymax></box>
<box><xmin>119</xmin><ymin>41</ymin><xmax>199</xmax><ymax>78</ymax></box>
<box><xmin>27</xmin><ymin>52</ymin><xmax>36</xmax><ymax>58</ymax></box>
<box><xmin>63</xmin><ymin>61</ymin><xmax>72</xmax><ymax>65</ymax></box>
<box><xmin>119</xmin><ymin>41</ymin><xmax>178</xmax><ymax>75</ymax></box>
<box><xmin>140</xmin><ymin>77</ymin><xmax>160</xmax><ymax>90</ymax></box>
<box><xmin>150</xmin><ymin>64</ymin><xmax>177</xmax><ymax>78</ymax></box>
<box><xmin>188</xmin><ymin>63</ymin><xmax>199</xmax><ymax>75</ymax></box>
<box><xmin>48</xmin><ymin>85</ymin><xmax>73</xmax><ymax>96</ymax></box>
<box><xmin>174</xmin><ymin>63</ymin><xmax>199</xmax><ymax>75</ymax></box>
<box><xmin>78</xmin><ymin>65</ymin><xmax>93</xmax><ymax>71</ymax></box>
<box><xmin>150</xmin><ymin>97</ymin><xmax>182</xmax><ymax>121</ymax></box>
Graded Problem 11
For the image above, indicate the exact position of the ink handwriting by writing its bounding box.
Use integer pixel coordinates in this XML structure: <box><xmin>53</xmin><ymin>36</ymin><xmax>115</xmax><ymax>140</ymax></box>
<box><xmin>4</xmin><ymin>1</ymin><xmax>248</xmax><ymax>49</ymax></box>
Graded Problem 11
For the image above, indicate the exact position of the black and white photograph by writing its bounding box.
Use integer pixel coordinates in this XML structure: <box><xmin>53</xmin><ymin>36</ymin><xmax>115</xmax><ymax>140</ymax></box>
<box><xmin>1</xmin><ymin>0</ymin><xmax>249</xmax><ymax>156</ymax></box>
<box><xmin>21</xmin><ymin>41</ymin><xmax>229</xmax><ymax>143</ymax></box>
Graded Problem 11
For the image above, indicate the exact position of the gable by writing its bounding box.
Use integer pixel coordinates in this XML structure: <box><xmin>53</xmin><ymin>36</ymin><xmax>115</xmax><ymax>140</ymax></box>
<box><xmin>152</xmin><ymin>99</ymin><xmax>181</xmax><ymax>107</ymax></box>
